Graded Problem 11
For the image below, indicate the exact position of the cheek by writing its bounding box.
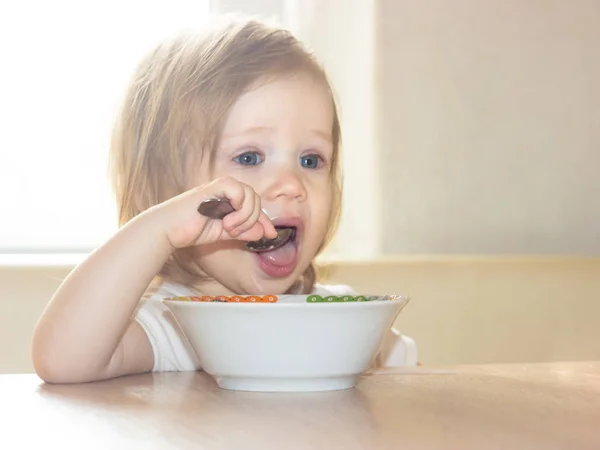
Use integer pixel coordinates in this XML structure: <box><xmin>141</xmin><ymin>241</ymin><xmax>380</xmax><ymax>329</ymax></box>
<box><xmin>309</xmin><ymin>189</ymin><xmax>334</xmax><ymax>233</ymax></box>
<box><xmin>211</xmin><ymin>160</ymin><xmax>260</xmax><ymax>188</ymax></box>
<box><xmin>191</xmin><ymin>243</ymin><xmax>249</xmax><ymax>278</ymax></box>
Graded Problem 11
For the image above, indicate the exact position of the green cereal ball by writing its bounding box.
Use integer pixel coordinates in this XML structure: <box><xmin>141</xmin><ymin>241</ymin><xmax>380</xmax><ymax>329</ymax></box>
<box><xmin>307</xmin><ymin>295</ymin><xmax>323</xmax><ymax>303</ymax></box>
<box><xmin>324</xmin><ymin>295</ymin><xmax>338</xmax><ymax>302</ymax></box>
<box><xmin>355</xmin><ymin>295</ymin><xmax>367</xmax><ymax>302</ymax></box>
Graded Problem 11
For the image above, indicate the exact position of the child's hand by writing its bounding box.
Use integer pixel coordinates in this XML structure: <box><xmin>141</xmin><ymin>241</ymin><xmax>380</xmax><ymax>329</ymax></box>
<box><xmin>157</xmin><ymin>177</ymin><xmax>278</xmax><ymax>249</ymax></box>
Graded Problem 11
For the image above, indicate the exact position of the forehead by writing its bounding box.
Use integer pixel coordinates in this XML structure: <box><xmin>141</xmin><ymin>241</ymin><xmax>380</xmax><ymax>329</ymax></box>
<box><xmin>220</xmin><ymin>74</ymin><xmax>334</xmax><ymax>140</ymax></box>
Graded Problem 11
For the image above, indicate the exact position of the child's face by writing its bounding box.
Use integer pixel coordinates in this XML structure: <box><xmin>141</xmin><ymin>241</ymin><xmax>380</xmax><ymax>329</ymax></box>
<box><xmin>190</xmin><ymin>74</ymin><xmax>335</xmax><ymax>295</ymax></box>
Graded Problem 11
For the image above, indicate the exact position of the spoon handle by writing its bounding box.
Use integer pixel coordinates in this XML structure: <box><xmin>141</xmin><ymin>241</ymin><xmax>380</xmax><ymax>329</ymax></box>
<box><xmin>197</xmin><ymin>198</ymin><xmax>235</xmax><ymax>220</ymax></box>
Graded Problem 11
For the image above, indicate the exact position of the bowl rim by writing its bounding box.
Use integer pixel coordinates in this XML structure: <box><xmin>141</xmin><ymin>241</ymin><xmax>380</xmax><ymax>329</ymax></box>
<box><xmin>161</xmin><ymin>295</ymin><xmax>410</xmax><ymax>309</ymax></box>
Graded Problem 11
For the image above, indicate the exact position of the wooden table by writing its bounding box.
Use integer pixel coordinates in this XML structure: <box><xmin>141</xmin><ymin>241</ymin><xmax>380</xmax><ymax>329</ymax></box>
<box><xmin>1</xmin><ymin>362</ymin><xmax>599</xmax><ymax>449</ymax></box>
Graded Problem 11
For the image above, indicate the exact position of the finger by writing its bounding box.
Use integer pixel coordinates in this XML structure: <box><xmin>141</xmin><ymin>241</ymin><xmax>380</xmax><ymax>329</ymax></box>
<box><xmin>222</xmin><ymin>185</ymin><xmax>256</xmax><ymax>235</ymax></box>
<box><xmin>201</xmin><ymin>177</ymin><xmax>245</xmax><ymax>213</ymax></box>
<box><xmin>231</xmin><ymin>192</ymin><xmax>262</xmax><ymax>236</ymax></box>
<box><xmin>258</xmin><ymin>210</ymin><xmax>278</xmax><ymax>239</ymax></box>
<box><xmin>246</xmin><ymin>192</ymin><xmax>277</xmax><ymax>239</ymax></box>
<box><xmin>220</xmin><ymin>177</ymin><xmax>246</xmax><ymax>211</ymax></box>
<box><xmin>236</xmin><ymin>223</ymin><xmax>267</xmax><ymax>242</ymax></box>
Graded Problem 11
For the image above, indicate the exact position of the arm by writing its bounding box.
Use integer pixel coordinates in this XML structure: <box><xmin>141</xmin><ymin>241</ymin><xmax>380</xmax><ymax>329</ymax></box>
<box><xmin>32</xmin><ymin>178</ymin><xmax>276</xmax><ymax>383</ymax></box>
<box><xmin>32</xmin><ymin>212</ymin><xmax>170</xmax><ymax>383</ymax></box>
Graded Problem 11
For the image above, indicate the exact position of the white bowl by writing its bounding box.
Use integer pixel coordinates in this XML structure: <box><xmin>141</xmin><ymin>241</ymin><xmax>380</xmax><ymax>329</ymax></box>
<box><xmin>162</xmin><ymin>295</ymin><xmax>409</xmax><ymax>392</ymax></box>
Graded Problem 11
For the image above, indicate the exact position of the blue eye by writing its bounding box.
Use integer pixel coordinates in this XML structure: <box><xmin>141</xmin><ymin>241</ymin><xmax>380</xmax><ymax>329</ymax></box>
<box><xmin>234</xmin><ymin>152</ymin><xmax>263</xmax><ymax>166</ymax></box>
<box><xmin>300</xmin><ymin>154</ymin><xmax>321</xmax><ymax>169</ymax></box>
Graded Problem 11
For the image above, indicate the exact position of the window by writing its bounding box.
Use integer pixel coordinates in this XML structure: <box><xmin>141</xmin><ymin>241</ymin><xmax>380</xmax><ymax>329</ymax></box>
<box><xmin>0</xmin><ymin>0</ymin><xmax>211</xmax><ymax>252</ymax></box>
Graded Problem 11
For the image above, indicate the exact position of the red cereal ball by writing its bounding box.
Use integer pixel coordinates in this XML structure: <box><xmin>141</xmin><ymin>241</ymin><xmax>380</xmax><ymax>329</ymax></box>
<box><xmin>246</xmin><ymin>295</ymin><xmax>261</xmax><ymax>303</ymax></box>
<box><xmin>262</xmin><ymin>295</ymin><xmax>278</xmax><ymax>303</ymax></box>
<box><xmin>201</xmin><ymin>296</ymin><xmax>214</xmax><ymax>302</ymax></box>
<box><xmin>231</xmin><ymin>296</ymin><xmax>244</xmax><ymax>302</ymax></box>
<box><xmin>189</xmin><ymin>296</ymin><xmax>202</xmax><ymax>302</ymax></box>
<box><xmin>215</xmin><ymin>296</ymin><xmax>230</xmax><ymax>302</ymax></box>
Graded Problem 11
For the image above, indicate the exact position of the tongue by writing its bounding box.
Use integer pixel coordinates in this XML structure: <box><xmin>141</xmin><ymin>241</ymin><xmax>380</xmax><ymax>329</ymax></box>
<box><xmin>260</xmin><ymin>241</ymin><xmax>297</xmax><ymax>266</ymax></box>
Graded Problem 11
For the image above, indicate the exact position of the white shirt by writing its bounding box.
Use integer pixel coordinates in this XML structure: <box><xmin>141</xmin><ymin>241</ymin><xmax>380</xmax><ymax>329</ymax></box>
<box><xmin>135</xmin><ymin>281</ymin><xmax>417</xmax><ymax>372</ymax></box>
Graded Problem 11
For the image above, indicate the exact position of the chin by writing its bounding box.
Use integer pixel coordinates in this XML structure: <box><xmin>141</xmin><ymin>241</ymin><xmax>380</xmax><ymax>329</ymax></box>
<box><xmin>249</xmin><ymin>279</ymin><xmax>291</xmax><ymax>295</ymax></box>
<box><xmin>246</xmin><ymin>255</ymin><xmax>312</xmax><ymax>295</ymax></box>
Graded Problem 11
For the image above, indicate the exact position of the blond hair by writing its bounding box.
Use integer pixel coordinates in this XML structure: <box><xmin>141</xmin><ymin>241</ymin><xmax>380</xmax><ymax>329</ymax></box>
<box><xmin>109</xmin><ymin>17</ymin><xmax>342</xmax><ymax>293</ymax></box>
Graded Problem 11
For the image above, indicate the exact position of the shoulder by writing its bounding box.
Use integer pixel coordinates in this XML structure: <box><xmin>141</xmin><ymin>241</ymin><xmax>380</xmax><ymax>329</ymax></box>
<box><xmin>137</xmin><ymin>280</ymin><xmax>192</xmax><ymax>319</ymax></box>
<box><xmin>137</xmin><ymin>278</ymin><xmax>195</xmax><ymax>322</ymax></box>
<box><xmin>143</xmin><ymin>279</ymin><xmax>194</xmax><ymax>302</ymax></box>
<box><xmin>312</xmin><ymin>283</ymin><xmax>358</xmax><ymax>296</ymax></box>
<box><xmin>135</xmin><ymin>279</ymin><xmax>200</xmax><ymax>372</ymax></box>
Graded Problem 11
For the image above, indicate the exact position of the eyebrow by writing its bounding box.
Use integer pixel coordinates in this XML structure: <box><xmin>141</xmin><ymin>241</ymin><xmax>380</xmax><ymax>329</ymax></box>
<box><xmin>222</xmin><ymin>126</ymin><xmax>333</xmax><ymax>143</ymax></box>
<box><xmin>221</xmin><ymin>126</ymin><xmax>272</xmax><ymax>139</ymax></box>
<box><xmin>311</xmin><ymin>129</ymin><xmax>334</xmax><ymax>143</ymax></box>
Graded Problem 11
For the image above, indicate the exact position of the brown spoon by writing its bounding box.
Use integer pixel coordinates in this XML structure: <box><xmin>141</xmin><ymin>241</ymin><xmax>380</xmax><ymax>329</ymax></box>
<box><xmin>197</xmin><ymin>198</ymin><xmax>294</xmax><ymax>252</ymax></box>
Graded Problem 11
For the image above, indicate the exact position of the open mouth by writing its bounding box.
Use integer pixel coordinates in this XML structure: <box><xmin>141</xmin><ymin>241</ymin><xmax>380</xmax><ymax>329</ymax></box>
<box><xmin>275</xmin><ymin>225</ymin><xmax>296</xmax><ymax>246</ymax></box>
<box><xmin>244</xmin><ymin>226</ymin><xmax>296</xmax><ymax>252</ymax></box>
<box><xmin>253</xmin><ymin>221</ymin><xmax>302</xmax><ymax>278</ymax></box>
<box><xmin>273</xmin><ymin>223</ymin><xmax>300</xmax><ymax>250</ymax></box>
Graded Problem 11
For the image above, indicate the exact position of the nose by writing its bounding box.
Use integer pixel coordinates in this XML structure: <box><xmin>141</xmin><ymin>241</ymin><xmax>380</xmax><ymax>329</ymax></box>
<box><xmin>262</xmin><ymin>167</ymin><xmax>307</xmax><ymax>202</ymax></box>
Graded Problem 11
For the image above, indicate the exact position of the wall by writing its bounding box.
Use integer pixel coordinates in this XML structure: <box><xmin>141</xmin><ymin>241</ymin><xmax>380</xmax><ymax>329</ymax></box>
<box><xmin>1</xmin><ymin>266</ymin><xmax>69</xmax><ymax>373</ymax></box>
<box><xmin>377</xmin><ymin>0</ymin><xmax>600</xmax><ymax>254</ymax></box>
<box><xmin>324</xmin><ymin>257</ymin><xmax>600</xmax><ymax>365</ymax></box>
